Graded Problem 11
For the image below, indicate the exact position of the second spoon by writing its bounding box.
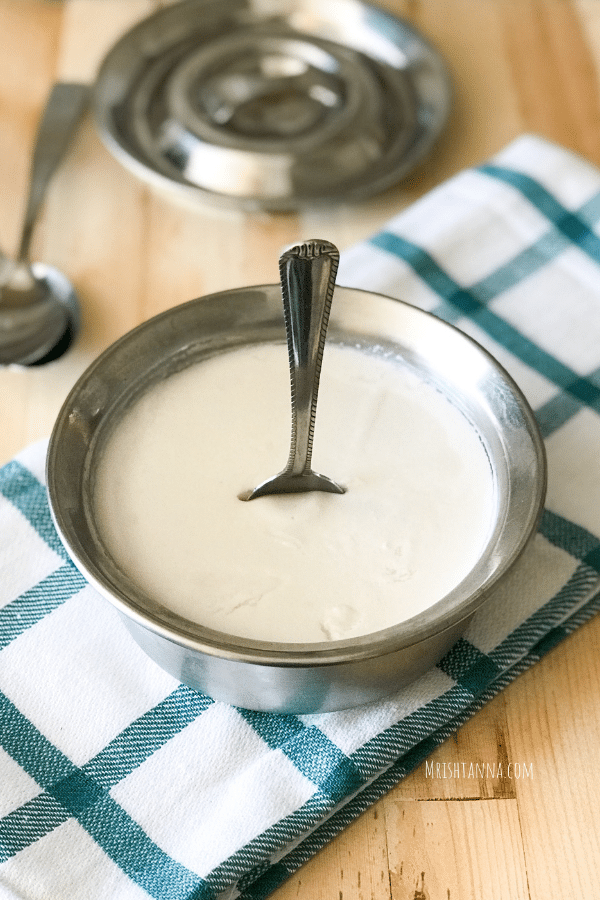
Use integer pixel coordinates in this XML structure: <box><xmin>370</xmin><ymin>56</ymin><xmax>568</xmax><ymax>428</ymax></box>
<box><xmin>0</xmin><ymin>82</ymin><xmax>88</xmax><ymax>366</ymax></box>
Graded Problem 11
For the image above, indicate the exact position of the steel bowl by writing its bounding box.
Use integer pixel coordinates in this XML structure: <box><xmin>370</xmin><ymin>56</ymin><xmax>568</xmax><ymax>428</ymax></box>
<box><xmin>47</xmin><ymin>285</ymin><xmax>546</xmax><ymax>713</ymax></box>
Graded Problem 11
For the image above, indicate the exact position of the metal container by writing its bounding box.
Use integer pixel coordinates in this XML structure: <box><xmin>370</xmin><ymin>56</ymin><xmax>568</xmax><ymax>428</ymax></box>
<box><xmin>93</xmin><ymin>0</ymin><xmax>451</xmax><ymax>210</ymax></box>
<box><xmin>47</xmin><ymin>286</ymin><xmax>546</xmax><ymax>713</ymax></box>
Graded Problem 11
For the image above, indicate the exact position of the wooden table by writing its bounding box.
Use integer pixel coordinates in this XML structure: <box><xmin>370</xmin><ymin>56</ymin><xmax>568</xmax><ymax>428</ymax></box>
<box><xmin>2</xmin><ymin>1</ymin><xmax>600</xmax><ymax>897</ymax></box>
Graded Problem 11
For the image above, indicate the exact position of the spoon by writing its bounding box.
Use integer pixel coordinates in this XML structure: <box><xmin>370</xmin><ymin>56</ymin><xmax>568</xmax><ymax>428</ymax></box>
<box><xmin>0</xmin><ymin>82</ymin><xmax>89</xmax><ymax>366</ymax></box>
<box><xmin>243</xmin><ymin>238</ymin><xmax>346</xmax><ymax>500</ymax></box>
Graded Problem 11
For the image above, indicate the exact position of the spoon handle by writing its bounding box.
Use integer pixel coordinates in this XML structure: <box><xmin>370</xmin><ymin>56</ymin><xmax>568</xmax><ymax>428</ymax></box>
<box><xmin>17</xmin><ymin>82</ymin><xmax>89</xmax><ymax>264</ymax></box>
<box><xmin>279</xmin><ymin>239</ymin><xmax>340</xmax><ymax>476</ymax></box>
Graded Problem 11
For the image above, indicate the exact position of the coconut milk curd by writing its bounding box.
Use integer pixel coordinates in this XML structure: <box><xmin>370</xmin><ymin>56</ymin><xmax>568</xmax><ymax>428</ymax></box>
<box><xmin>93</xmin><ymin>342</ymin><xmax>495</xmax><ymax>642</ymax></box>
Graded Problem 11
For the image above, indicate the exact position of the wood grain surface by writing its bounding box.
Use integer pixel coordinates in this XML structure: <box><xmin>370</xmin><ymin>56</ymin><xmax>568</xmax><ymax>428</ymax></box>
<box><xmin>1</xmin><ymin>2</ymin><xmax>600</xmax><ymax>898</ymax></box>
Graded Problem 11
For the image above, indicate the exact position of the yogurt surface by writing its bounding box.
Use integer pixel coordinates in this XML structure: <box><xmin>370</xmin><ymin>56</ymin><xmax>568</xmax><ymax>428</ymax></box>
<box><xmin>93</xmin><ymin>342</ymin><xmax>495</xmax><ymax>642</ymax></box>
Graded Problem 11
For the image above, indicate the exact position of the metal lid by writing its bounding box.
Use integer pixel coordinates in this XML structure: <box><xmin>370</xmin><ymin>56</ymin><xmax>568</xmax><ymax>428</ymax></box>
<box><xmin>93</xmin><ymin>0</ymin><xmax>452</xmax><ymax>210</ymax></box>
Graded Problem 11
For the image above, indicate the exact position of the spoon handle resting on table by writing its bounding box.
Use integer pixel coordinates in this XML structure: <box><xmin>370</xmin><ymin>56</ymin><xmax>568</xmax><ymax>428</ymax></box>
<box><xmin>16</xmin><ymin>82</ymin><xmax>90</xmax><ymax>265</ymax></box>
<box><xmin>244</xmin><ymin>239</ymin><xmax>346</xmax><ymax>500</ymax></box>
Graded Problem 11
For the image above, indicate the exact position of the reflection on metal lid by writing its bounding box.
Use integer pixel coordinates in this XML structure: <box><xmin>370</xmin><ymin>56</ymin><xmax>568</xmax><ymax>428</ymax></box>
<box><xmin>93</xmin><ymin>0</ymin><xmax>452</xmax><ymax>210</ymax></box>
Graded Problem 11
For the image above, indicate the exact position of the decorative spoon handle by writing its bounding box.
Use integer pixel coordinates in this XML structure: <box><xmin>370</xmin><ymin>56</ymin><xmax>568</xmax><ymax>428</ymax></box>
<box><xmin>243</xmin><ymin>239</ymin><xmax>345</xmax><ymax>500</ymax></box>
<box><xmin>280</xmin><ymin>239</ymin><xmax>339</xmax><ymax>476</ymax></box>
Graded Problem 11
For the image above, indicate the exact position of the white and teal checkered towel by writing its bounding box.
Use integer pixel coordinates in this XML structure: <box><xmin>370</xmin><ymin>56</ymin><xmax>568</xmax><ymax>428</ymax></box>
<box><xmin>3</xmin><ymin>134</ymin><xmax>600</xmax><ymax>900</ymax></box>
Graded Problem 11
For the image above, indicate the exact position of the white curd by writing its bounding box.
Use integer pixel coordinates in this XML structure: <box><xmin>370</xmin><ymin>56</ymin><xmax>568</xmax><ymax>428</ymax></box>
<box><xmin>93</xmin><ymin>342</ymin><xmax>495</xmax><ymax>642</ymax></box>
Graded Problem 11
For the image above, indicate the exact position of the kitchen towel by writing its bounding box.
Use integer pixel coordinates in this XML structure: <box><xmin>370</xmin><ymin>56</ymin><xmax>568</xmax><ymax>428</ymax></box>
<box><xmin>2</xmin><ymin>134</ymin><xmax>600</xmax><ymax>900</ymax></box>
